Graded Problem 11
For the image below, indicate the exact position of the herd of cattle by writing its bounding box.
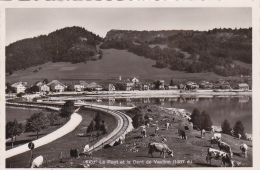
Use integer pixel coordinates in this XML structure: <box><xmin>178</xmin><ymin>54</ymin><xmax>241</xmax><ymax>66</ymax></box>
<box><xmin>29</xmin><ymin>116</ymin><xmax>250</xmax><ymax>168</ymax></box>
<box><xmin>140</xmin><ymin>120</ymin><xmax>249</xmax><ymax>167</ymax></box>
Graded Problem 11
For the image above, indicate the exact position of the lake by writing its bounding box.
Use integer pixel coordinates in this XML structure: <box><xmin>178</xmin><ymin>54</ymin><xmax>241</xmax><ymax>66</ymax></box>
<box><xmin>80</xmin><ymin>95</ymin><xmax>252</xmax><ymax>133</ymax></box>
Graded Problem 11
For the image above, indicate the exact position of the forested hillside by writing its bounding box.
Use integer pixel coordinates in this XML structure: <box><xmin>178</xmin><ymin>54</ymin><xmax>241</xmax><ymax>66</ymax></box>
<box><xmin>101</xmin><ymin>28</ymin><xmax>252</xmax><ymax>77</ymax></box>
<box><xmin>6</xmin><ymin>26</ymin><xmax>102</xmax><ymax>75</ymax></box>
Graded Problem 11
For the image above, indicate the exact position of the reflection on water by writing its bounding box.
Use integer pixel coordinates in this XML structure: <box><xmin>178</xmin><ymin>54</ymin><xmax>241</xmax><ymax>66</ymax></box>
<box><xmin>78</xmin><ymin>95</ymin><xmax>252</xmax><ymax>133</ymax></box>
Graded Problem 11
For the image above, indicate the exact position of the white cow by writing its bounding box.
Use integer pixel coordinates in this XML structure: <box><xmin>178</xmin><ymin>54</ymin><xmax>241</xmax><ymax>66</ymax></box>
<box><xmin>206</xmin><ymin>148</ymin><xmax>233</xmax><ymax>167</ymax></box>
<box><xmin>240</xmin><ymin>143</ymin><xmax>248</xmax><ymax>158</ymax></box>
<box><xmin>83</xmin><ymin>144</ymin><xmax>90</xmax><ymax>153</ymax></box>
<box><xmin>238</xmin><ymin>134</ymin><xmax>242</xmax><ymax>139</ymax></box>
<box><xmin>141</xmin><ymin>128</ymin><xmax>146</xmax><ymax>138</ymax></box>
<box><xmin>213</xmin><ymin>133</ymin><xmax>222</xmax><ymax>140</ymax></box>
<box><xmin>148</xmin><ymin>142</ymin><xmax>173</xmax><ymax>158</ymax></box>
<box><xmin>165</xmin><ymin>123</ymin><xmax>172</xmax><ymax>130</ymax></box>
<box><xmin>31</xmin><ymin>155</ymin><xmax>44</xmax><ymax>168</ymax></box>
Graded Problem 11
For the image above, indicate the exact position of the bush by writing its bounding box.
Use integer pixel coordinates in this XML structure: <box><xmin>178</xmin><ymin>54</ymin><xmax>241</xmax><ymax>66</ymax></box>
<box><xmin>221</xmin><ymin>119</ymin><xmax>232</xmax><ymax>135</ymax></box>
<box><xmin>132</xmin><ymin>113</ymin><xmax>144</xmax><ymax>128</ymax></box>
<box><xmin>233</xmin><ymin>120</ymin><xmax>247</xmax><ymax>139</ymax></box>
<box><xmin>190</xmin><ymin>109</ymin><xmax>212</xmax><ymax>131</ymax></box>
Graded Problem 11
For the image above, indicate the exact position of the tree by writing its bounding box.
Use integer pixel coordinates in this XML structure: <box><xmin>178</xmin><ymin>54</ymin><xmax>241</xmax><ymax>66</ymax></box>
<box><xmin>169</xmin><ymin>78</ymin><xmax>174</xmax><ymax>86</ymax></box>
<box><xmin>6</xmin><ymin>119</ymin><xmax>23</xmax><ymax>148</ymax></box>
<box><xmin>25</xmin><ymin>112</ymin><xmax>47</xmax><ymax>139</ymax></box>
<box><xmin>47</xmin><ymin>112</ymin><xmax>60</xmax><ymax>126</ymax></box>
<box><xmin>43</xmin><ymin>79</ymin><xmax>49</xmax><ymax>84</ymax></box>
<box><xmin>94</xmin><ymin>113</ymin><xmax>102</xmax><ymax>130</ymax></box>
<box><xmin>201</xmin><ymin>111</ymin><xmax>213</xmax><ymax>131</ymax></box>
<box><xmin>221</xmin><ymin>119</ymin><xmax>232</xmax><ymax>135</ymax></box>
<box><xmin>132</xmin><ymin>113</ymin><xmax>144</xmax><ymax>128</ymax></box>
<box><xmin>190</xmin><ymin>108</ymin><xmax>201</xmax><ymax>129</ymax></box>
<box><xmin>153</xmin><ymin>80</ymin><xmax>162</xmax><ymax>90</ymax></box>
<box><xmin>233</xmin><ymin>120</ymin><xmax>247</xmax><ymax>139</ymax></box>
<box><xmin>87</xmin><ymin>120</ymin><xmax>95</xmax><ymax>134</ymax></box>
<box><xmin>60</xmin><ymin>100</ymin><xmax>74</xmax><ymax>118</ymax></box>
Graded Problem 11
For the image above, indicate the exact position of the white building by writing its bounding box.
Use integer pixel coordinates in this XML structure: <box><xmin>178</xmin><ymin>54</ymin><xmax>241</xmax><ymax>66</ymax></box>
<box><xmin>11</xmin><ymin>82</ymin><xmax>27</xmax><ymax>93</ymax></box>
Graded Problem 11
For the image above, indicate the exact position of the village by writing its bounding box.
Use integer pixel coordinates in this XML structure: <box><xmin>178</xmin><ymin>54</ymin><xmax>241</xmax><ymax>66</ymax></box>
<box><xmin>6</xmin><ymin>76</ymin><xmax>251</xmax><ymax>96</ymax></box>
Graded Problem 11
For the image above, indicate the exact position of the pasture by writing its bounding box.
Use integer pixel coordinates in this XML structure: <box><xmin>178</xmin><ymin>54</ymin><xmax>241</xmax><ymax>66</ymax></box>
<box><xmin>44</xmin><ymin>105</ymin><xmax>252</xmax><ymax>168</ymax></box>
<box><xmin>6</xmin><ymin>107</ymin><xmax>117</xmax><ymax>168</ymax></box>
<box><xmin>6</xmin><ymin>49</ymin><xmax>238</xmax><ymax>85</ymax></box>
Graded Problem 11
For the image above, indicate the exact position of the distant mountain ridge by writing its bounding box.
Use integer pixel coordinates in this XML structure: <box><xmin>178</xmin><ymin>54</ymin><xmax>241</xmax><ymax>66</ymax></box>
<box><xmin>6</xmin><ymin>26</ymin><xmax>102</xmax><ymax>75</ymax></box>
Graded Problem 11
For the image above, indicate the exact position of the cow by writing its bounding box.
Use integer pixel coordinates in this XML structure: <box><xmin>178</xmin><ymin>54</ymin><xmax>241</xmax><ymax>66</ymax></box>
<box><xmin>70</xmin><ymin>149</ymin><xmax>79</xmax><ymax>159</ymax></box>
<box><xmin>217</xmin><ymin>139</ymin><xmax>233</xmax><ymax>157</ymax></box>
<box><xmin>238</xmin><ymin>134</ymin><xmax>241</xmax><ymax>139</ymax></box>
<box><xmin>184</xmin><ymin>126</ymin><xmax>189</xmax><ymax>131</ymax></box>
<box><xmin>210</xmin><ymin>137</ymin><xmax>219</xmax><ymax>147</ymax></box>
<box><xmin>162</xmin><ymin>138</ymin><xmax>167</xmax><ymax>143</ymax></box>
<box><xmin>31</xmin><ymin>155</ymin><xmax>44</xmax><ymax>168</ymax></box>
<box><xmin>148</xmin><ymin>142</ymin><xmax>173</xmax><ymax>158</ymax></box>
<box><xmin>213</xmin><ymin>133</ymin><xmax>221</xmax><ymax>140</ymax></box>
<box><xmin>165</xmin><ymin>123</ymin><xmax>172</xmax><ymax>130</ymax></box>
<box><xmin>206</xmin><ymin>148</ymin><xmax>233</xmax><ymax>167</ymax></box>
<box><xmin>155</xmin><ymin>126</ymin><xmax>159</xmax><ymax>135</ymax></box>
<box><xmin>141</xmin><ymin>128</ymin><xmax>146</xmax><ymax>138</ymax></box>
<box><xmin>179</xmin><ymin>129</ymin><xmax>187</xmax><ymax>140</ymax></box>
<box><xmin>83</xmin><ymin>144</ymin><xmax>89</xmax><ymax>153</ymax></box>
<box><xmin>240</xmin><ymin>143</ymin><xmax>248</xmax><ymax>158</ymax></box>
<box><xmin>201</xmin><ymin>129</ymin><xmax>206</xmax><ymax>138</ymax></box>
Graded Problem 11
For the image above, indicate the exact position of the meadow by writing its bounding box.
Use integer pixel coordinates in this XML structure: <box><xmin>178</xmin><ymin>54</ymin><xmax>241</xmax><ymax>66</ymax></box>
<box><xmin>6</xmin><ymin>49</ymin><xmax>239</xmax><ymax>85</ymax></box>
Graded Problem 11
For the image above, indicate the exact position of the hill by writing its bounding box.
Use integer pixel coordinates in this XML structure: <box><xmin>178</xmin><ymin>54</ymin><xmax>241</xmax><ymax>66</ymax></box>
<box><xmin>6</xmin><ymin>26</ymin><xmax>102</xmax><ymax>75</ymax></box>
<box><xmin>101</xmin><ymin>28</ymin><xmax>252</xmax><ymax>78</ymax></box>
<box><xmin>6</xmin><ymin>48</ymin><xmax>234</xmax><ymax>85</ymax></box>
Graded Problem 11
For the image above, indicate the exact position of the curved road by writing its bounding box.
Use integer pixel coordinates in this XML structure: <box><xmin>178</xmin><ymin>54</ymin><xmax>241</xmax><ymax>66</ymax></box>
<box><xmin>5</xmin><ymin>102</ymin><xmax>133</xmax><ymax>158</ymax></box>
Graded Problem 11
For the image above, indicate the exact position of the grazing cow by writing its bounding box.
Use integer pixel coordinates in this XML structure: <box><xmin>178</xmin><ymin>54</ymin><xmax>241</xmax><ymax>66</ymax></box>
<box><xmin>238</xmin><ymin>134</ymin><xmax>241</xmax><ymax>139</ymax></box>
<box><xmin>31</xmin><ymin>155</ymin><xmax>44</xmax><ymax>168</ymax></box>
<box><xmin>206</xmin><ymin>148</ymin><xmax>233</xmax><ymax>167</ymax></box>
<box><xmin>140</xmin><ymin>125</ymin><xmax>146</xmax><ymax>129</ymax></box>
<box><xmin>146</xmin><ymin>123</ymin><xmax>150</xmax><ymax>128</ymax></box>
<box><xmin>83</xmin><ymin>145</ymin><xmax>89</xmax><ymax>153</ymax></box>
<box><xmin>165</xmin><ymin>123</ymin><xmax>171</xmax><ymax>130</ymax></box>
<box><xmin>151</xmin><ymin>123</ymin><xmax>158</xmax><ymax>127</ymax></box>
<box><xmin>201</xmin><ymin>129</ymin><xmax>206</xmax><ymax>138</ymax></box>
<box><xmin>148</xmin><ymin>118</ymin><xmax>153</xmax><ymax>121</ymax></box>
<box><xmin>240</xmin><ymin>143</ymin><xmax>248</xmax><ymax>158</ymax></box>
<box><xmin>70</xmin><ymin>149</ymin><xmax>79</xmax><ymax>159</ymax></box>
<box><xmin>210</xmin><ymin>137</ymin><xmax>219</xmax><ymax>147</ymax></box>
<box><xmin>179</xmin><ymin>129</ymin><xmax>187</xmax><ymax>140</ymax></box>
<box><xmin>155</xmin><ymin>126</ymin><xmax>159</xmax><ymax>134</ymax></box>
<box><xmin>162</xmin><ymin>138</ymin><xmax>167</xmax><ymax>143</ymax></box>
<box><xmin>217</xmin><ymin>140</ymin><xmax>233</xmax><ymax>157</ymax></box>
<box><xmin>184</xmin><ymin>126</ymin><xmax>189</xmax><ymax>131</ymax></box>
<box><xmin>213</xmin><ymin>133</ymin><xmax>221</xmax><ymax>140</ymax></box>
<box><xmin>141</xmin><ymin>128</ymin><xmax>146</xmax><ymax>138</ymax></box>
<box><xmin>148</xmin><ymin>142</ymin><xmax>173</xmax><ymax>158</ymax></box>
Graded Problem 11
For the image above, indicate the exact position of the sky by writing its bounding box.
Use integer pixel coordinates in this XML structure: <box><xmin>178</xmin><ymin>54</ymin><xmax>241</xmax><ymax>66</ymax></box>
<box><xmin>5</xmin><ymin>8</ymin><xmax>252</xmax><ymax>45</ymax></box>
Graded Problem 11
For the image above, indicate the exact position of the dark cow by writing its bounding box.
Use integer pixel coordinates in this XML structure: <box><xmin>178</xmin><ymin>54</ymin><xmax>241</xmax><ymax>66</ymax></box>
<box><xmin>184</xmin><ymin>126</ymin><xmax>189</xmax><ymax>130</ymax></box>
<box><xmin>178</xmin><ymin>129</ymin><xmax>187</xmax><ymax>140</ymax></box>
<box><xmin>148</xmin><ymin>142</ymin><xmax>173</xmax><ymax>158</ymax></box>
<box><xmin>70</xmin><ymin>149</ymin><xmax>79</xmax><ymax>159</ymax></box>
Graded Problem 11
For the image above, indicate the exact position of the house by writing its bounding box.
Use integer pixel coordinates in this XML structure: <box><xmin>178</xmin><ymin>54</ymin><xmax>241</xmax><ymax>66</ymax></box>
<box><xmin>108</xmin><ymin>84</ymin><xmax>115</xmax><ymax>91</ymax></box>
<box><xmin>85</xmin><ymin>82</ymin><xmax>103</xmax><ymax>91</ymax></box>
<box><xmin>199</xmin><ymin>81</ymin><xmax>213</xmax><ymax>89</ymax></box>
<box><xmin>186</xmin><ymin>81</ymin><xmax>199</xmax><ymax>90</ymax></box>
<box><xmin>235</xmin><ymin>83</ymin><xmax>249</xmax><ymax>91</ymax></box>
<box><xmin>131</xmin><ymin>76</ymin><xmax>139</xmax><ymax>84</ymax></box>
<box><xmin>11</xmin><ymin>82</ymin><xmax>27</xmax><ymax>93</ymax></box>
<box><xmin>220</xmin><ymin>81</ymin><xmax>231</xmax><ymax>89</ymax></box>
<box><xmin>47</xmin><ymin>80</ymin><xmax>66</xmax><ymax>92</ymax></box>
<box><xmin>168</xmin><ymin>85</ymin><xmax>178</xmax><ymax>90</ymax></box>
<box><xmin>142</xmin><ymin>84</ymin><xmax>150</xmax><ymax>91</ymax></box>
<box><xmin>35</xmin><ymin>82</ymin><xmax>50</xmax><ymax>92</ymax></box>
<box><xmin>40</xmin><ymin>84</ymin><xmax>50</xmax><ymax>92</ymax></box>
<box><xmin>159</xmin><ymin>80</ymin><xmax>165</xmax><ymax>90</ymax></box>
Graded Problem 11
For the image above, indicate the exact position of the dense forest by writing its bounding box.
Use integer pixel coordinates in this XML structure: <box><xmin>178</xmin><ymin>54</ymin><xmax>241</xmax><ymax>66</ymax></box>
<box><xmin>6</xmin><ymin>26</ymin><xmax>102</xmax><ymax>75</ymax></box>
<box><xmin>101</xmin><ymin>28</ymin><xmax>252</xmax><ymax>77</ymax></box>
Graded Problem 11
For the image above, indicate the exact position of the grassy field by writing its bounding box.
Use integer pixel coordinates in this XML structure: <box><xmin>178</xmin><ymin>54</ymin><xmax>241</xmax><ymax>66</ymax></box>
<box><xmin>43</xmin><ymin>105</ymin><xmax>252</xmax><ymax>168</ymax></box>
<box><xmin>6</xmin><ymin>107</ymin><xmax>117</xmax><ymax>168</ymax></box>
<box><xmin>6</xmin><ymin>108</ymin><xmax>67</xmax><ymax>151</ymax></box>
<box><xmin>6</xmin><ymin>49</ymin><xmax>238</xmax><ymax>85</ymax></box>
